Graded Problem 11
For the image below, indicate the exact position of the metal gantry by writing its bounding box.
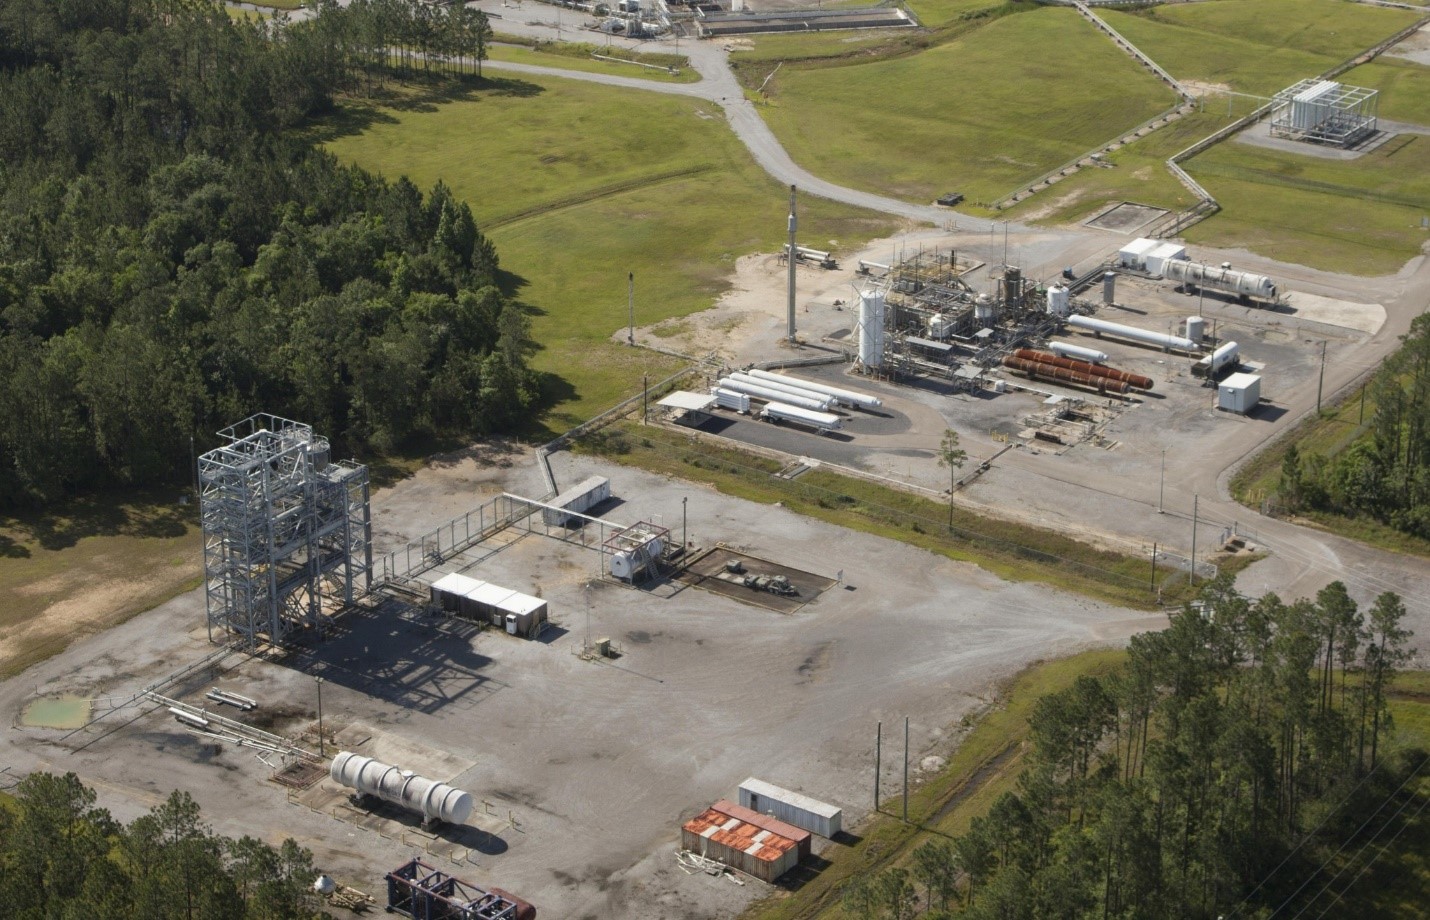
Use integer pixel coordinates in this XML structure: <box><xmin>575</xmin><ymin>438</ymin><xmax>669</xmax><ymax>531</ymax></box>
<box><xmin>199</xmin><ymin>414</ymin><xmax>372</xmax><ymax>650</ymax></box>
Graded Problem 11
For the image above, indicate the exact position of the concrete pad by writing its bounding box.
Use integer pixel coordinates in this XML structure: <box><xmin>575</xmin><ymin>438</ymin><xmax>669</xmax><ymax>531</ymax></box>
<box><xmin>1283</xmin><ymin>291</ymin><xmax>1386</xmax><ymax>335</ymax></box>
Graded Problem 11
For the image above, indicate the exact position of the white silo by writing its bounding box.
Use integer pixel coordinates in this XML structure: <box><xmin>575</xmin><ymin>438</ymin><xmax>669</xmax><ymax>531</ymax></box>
<box><xmin>858</xmin><ymin>290</ymin><xmax>886</xmax><ymax>368</ymax></box>
<box><xmin>1046</xmin><ymin>285</ymin><xmax>1070</xmax><ymax>317</ymax></box>
<box><xmin>974</xmin><ymin>293</ymin><xmax>996</xmax><ymax>326</ymax></box>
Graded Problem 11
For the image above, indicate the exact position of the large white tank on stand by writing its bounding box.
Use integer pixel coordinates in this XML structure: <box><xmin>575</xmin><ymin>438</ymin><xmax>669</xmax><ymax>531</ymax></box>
<box><xmin>858</xmin><ymin>290</ymin><xmax>886</xmax><ymax>367</ymax></box>
<box><xmin>1046</xmin><ymin>286</ymin><xmax>1070</xmax><ymax>318</ymax></box>
<box><xmin>974</xmin><ymin>294</ymin><xmax>996</xmax><ymax>326</ymax></box>
<box><xmin>330</xmin><ymin>752</ymin><xmax>473</xmax><ymax>825</ymax></box>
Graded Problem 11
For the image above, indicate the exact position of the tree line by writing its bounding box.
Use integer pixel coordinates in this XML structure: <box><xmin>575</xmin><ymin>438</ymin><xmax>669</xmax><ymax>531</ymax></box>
<box><xmin>0</xmin><ymin>0</ymin><xmax>524</xmax><ymax>509</ymax></box>
<box><xmin>0</xmin><ymin>772</ymin><xmax>327</xmax><ymax>919</ymax></box>
<box><xmin>1280</xmin><ymin>313</ymin><xmax>1430</xmax><ymax>540</ymax></box>
<box><xmin>842</xmin><ymin>578</ymin><xmax>1420</xmax><ymax>919</ymax></box>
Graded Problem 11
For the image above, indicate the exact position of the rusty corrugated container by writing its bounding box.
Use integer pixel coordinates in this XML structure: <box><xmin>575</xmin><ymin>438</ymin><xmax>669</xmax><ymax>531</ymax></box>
<box><xmin>1003</xmin><ymin>357</ymin><xmax>1131</xmax><ymax>396</ymax></box>
<box><xmin>681</xmin><ymin>800</ymin><xmax>806</xmax><ymax>882</ymax></box>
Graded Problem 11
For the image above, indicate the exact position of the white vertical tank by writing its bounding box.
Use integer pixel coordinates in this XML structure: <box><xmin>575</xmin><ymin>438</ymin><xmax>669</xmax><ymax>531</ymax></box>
<box><xmin>858</xmin><ymin>290</ymin><xmax>886</xmax><ymax>367</ymax></box>
<box><xmin>1046</xmin><ymin>285</ymin><xmax>1070</xmax><ymax>318</ymax></box>
<box><xmin>974</xmin><ymin>294</ymin><xmax>996</xmax><ymax>326</ymax></box>
<box><xmin>1184</xmin><ymin>316</ymin><xmax>1206</xmax><ymax>343</ymax></box>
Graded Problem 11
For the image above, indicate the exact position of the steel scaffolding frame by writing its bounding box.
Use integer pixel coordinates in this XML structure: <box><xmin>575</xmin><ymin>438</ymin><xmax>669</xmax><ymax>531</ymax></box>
<box><xmin>200</xmin><ymin>414</ymin><xmax>371</xmax><ymax>649</ymax></box>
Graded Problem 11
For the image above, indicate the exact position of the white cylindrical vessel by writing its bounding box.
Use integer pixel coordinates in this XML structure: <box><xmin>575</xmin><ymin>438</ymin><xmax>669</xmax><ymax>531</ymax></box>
<box><xmin>717</xmin><ymin>378</ymin><xmax>831</xmax><ymax>412</ymax></box>
<box><xmin>1184</xmin><ymin>316</ymin><xmax>1206</xmax><ymax>342</ymax></box>
<box><xmin>726</xmin><ymin>373</ymin><xmax>833</xmax><ymax>409</ymax></box>
<box><xmin>858</xmin><ymin>290</ymin><xmax>886</xmax><ymax>368</ymax></box>
<box><xmin>330</xmin><ymin>752</ymin><xmax>473</xmax><ymax>825</ymax></box>
<box><xmin>928</xmin><ymin>314</ymin><xmax>955</xmax><ymax>340</ymax></box>
<box><xmin>1048</xmin><ymin>341</ymin><xmax>1108</xmax><ymax>364</ymax></box>
<box><xmin>974</xmin><ymin>294</ymin><xmax>996</xmax><ymax>325</ymax></box>
<box><xmin>746</xmin><ymin>369</ymin><xmax>882</xmax><ymax>409</ymax></box>
<box><xmin>1067</xmin><ymin>315</ymin><xmax>1196</xmax><ymax>352</ymax></box>
<box><xmin>760</xmin><ymin>401</ymin><xmax>842</xmax><ymax>432</ymax></box>
<box><xmin>1046</xmin><ymin>286</ymin><xmax>1070</xmax><ymax>318</ymax></box>
<box><xmin>1163</xmin><ymin>259</ymin><xmax>1277</xmax><ymax>299</ymax></box>
<box><xmin>1202</xmin><ymin>341</ymin><xmax>1239</xmax><ymax>376</ymax></box>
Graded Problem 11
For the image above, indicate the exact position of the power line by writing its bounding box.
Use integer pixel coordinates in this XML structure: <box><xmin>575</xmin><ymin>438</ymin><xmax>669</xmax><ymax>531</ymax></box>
<box><xmin>1311</xmin><ymin>784</ymin><xmax>1430</xmax><ymax>920</ymax></box>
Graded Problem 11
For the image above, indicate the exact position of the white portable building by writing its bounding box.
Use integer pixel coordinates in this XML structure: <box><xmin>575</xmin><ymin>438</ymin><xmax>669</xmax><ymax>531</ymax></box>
<box><xmin>430</xmin><ymin>572</ymin><xmax>483</xmax><ymax>612</ymax></box>
<box><xmin>738</xmin><ymin>778</ymin><xmax>842</xmax><ymax>838</ymax></box>
<box><xmin>1144</xmin><ymin>242</ymin><xmax>1187</xmax><ymax>276</ymax></box>
<box><xmin>1218</xmin><ymin>373</ymin><xmax>1261</xmax><ymax>415</ymax></box>
<box><xmin>543</xmin><ymin>475</ymin><xmax>611</xmax><ymax>526</ymax></box>
<box><xmin>1116</xmin><ymin>238</ymin><xmax>1160</xmax><ymax>270</ymax></box>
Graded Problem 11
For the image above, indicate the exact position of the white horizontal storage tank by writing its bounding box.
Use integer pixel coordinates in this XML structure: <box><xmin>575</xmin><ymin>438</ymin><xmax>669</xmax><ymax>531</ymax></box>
<box><xmin>761</xmin><ymin>401</ymin><xmax>842</xmax><ymax>433</ymax></box>
<box><xmin>1197</xmin><ymin>341</ymin><xmax>1240</xmax><ymax>377</ymax></box>
<box><xmin>1045</xmin><ymin>286</ymin><xmax>1070</xmax><ymax>318</ymax></box>
<box><xmin>712</xmin><ymin>387</ymin><xmax>751</xmax><ymax>413</ymax></box>
<box><xmin>858</xmin><ymin>290</ymin><xmax>886</xmax><ymax>368</ymax></box>
<box><xmin>1049</xmin><ymin>341</ymin><xmax>1108</xmax><ymax>364</ymax></box>
<box><xmin>739</xmin><ymin>777</ymin><xmax>842</xmax><ymax>838</ymax></box>
<box><xmin>542</xmin><ymin>475</ymin><xmax>611</xmax><ymax>526</ymax></box>
<box><xmin>330</xmin><ymin>752</ymin><xmax>473</xmax><ymax>825</ymax></box>
<box><xmin>610</xmin><ymin>536</ymin><xmax>665</xmax><ymax>581</ymax></box>
<box><xmin>1162</xmin><ymin>259</ymin><xmax>1277</xmax><ymax>300</ymax></box>
<box><xmin>747</xmin><ymin>369</ymin><xmax>882</xmax><ymax>410</ymax></box>
<box><xmin>727</xmin><ymin>372</ymin><xmax>833</xmax><ymax>409</ymax></box>
<box><xmin>718</xmin><ymin>378</ymin><xmax>831</xmax><ymax>412</ymax></box>
<box><xmin>1067</xmin><ymin>315</ymin><xmax>1197</xmax><ymax>352</ymax></box>
<box><xmin>1218</xmin><ymin>373</ymin><xmax>1261</xmax><ymax>414</ymax></box>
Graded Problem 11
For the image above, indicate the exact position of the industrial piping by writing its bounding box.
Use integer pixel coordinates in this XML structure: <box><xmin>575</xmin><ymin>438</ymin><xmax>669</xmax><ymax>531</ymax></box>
<box><xmin>1012</xmin><ymin>349</ymin><xmax>1154</xmax><ymax>391</ymax></box>
<box><xmin>1002</xmin><ymin>357</ymin><xmax>1131</xmax><ymax>396</ymax></box>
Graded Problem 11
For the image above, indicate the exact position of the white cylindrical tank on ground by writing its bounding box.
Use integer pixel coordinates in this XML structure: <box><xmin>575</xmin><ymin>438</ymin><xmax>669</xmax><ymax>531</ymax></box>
<box><xmin>727</xmin><ymin>372</ymin><xmax>833</xmax><ymax>409</ymax></box>
<box><xmin>747</xmin><ymin>369</ymin><xmax>882</xmax><ymax>409</ymax></box>
<box><xmin>330</xmin><ymin>752</ymin><xmax>473</xmax><ymax>825</ymax></box>
<box><xmin>1163</xmin><ymin>259</ymin><xmax>1277</xmax><ymax>300</ymax></box>
<box><xmin>1184</xmin><ymin>316</ymin><xmax>1206</xmax><ymax>343</ymax></box>
<box><xmin>1049</xmin><ymin>341</ymin><xmax>1109</xmax><ymax>364</ymax></box>
<box><xmin>1068</xmin><ymin>315</ymin><xmax>1196</xmax><ymax>352</ymax></box>
<box><xmin>858</xmin><ymin>290</ymin><xmax>886</xmax><ymax>367</ymax></box>
<box><xmin>1102</xmin><ymin>272</ymin><xmax>1116</xmax><ymax>304</ymax></box>
<box><xmin>760</xmin><ymin>401</ymin><xmax>842</xmax><ymax>433</ymax></box>
<box><xmin>717</xmin><ymin>378</ymin><xmax>830</xmax><ymax>412</ymax></box>
<box><xmin>1199</xmin><ymin>341</ymin><xmax>1240</xmax><ymax>376</ymax></box>
<box><xmin>1046</xmin><ymin>286</ymin><xmax>1070</xmax><ymax>318</ymax></box>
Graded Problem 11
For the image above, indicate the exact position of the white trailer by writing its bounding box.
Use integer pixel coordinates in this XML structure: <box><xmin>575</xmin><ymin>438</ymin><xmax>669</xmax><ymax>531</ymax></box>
<box><xmin>726</xmin><ymin>372</ymin><xmax>834</xmax><ymax>409</ymax></box>
<box><xmin>738</xmin><ymin>777</ymin><xmax>842</xmax><ymax>838</ymax></box>
<box><xmin>718</xmin><ymin>378</ymin><xmax>832</xmax><ymax>413</ymax></box>
<box><xmin>760</xmin><ymin>401</ymin><xmax>842</xmax><ymax>433</ymax></box>
<box><xmin>747</xmin><ymin>369</ymin><xmax>883</xmax><ymax>410</ymax></box>
<box><xmin>711</xmin><ymin>387</ymin><xmax>751</xmax><ymax>413</ymax></box>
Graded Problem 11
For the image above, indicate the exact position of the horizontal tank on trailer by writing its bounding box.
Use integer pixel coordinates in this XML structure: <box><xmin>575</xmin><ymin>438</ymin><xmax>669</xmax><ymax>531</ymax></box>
<box><xmin>1194</xmin><ymin>341</ymin><xmax>1240</xmax><ymax>378</ymax></box>
<box><xmin>720</xmin><ymin>377</ymin><xmax>832</xmax><ymax>412</ymax></box>
<box><xmin>1162</xmin><ymin>259</ymin><xmax>1277</xmax><ymax>302</ymax></box>
<box><xmin>760</xmin><ymin>401</ymin><xmax>842</xmax><ymax>433</ymax></box>
<box><xmin>727</xmin><ymin>372</ymin><xmax>835</xmax><ymax>409</ymax></box>
<box><xmin>747</xmin><ymin>369</ymin><xmax>882</xmax><ymax>410</ymax></box>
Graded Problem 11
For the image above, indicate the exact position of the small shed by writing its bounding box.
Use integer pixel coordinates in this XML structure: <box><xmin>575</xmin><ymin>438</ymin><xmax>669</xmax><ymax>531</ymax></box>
<box><xmin>738</xmin><ymin>778</ymin><xmax>842</xmax><ymax>838</ymax></box>
<box><xmin>1218</xmin><ymin>372</ymin><xmax>1261</xmax><ymax>415</ymax></box>
<box><xmin>680</xmin><ymin>799</ymin><xmax>809</xmax><ymax>882</ymax></box>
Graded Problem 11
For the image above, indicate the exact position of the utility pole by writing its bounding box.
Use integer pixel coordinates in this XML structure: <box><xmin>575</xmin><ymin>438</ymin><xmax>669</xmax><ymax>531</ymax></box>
<box><xmin>1158</xmin><ymin>448</ymin><xmax>1166</xmax><ymax>514</ymax></box>
<box><xmin>1190</xmin><ymin>494</ymin><xmax>1199</xmax><ymax>588</ymax></box>
<box><xmin>1150</xmin><ymin>542</ymin><xmax>1158</xmax><ymax>591</ymax></box>
<box><xmin>787</xmin><ymin>184</ymin><xmax>797</xmax><ymax>343</ymax></box>
<box><xmin>903</xmin><ymin>716</ymin><xmax>910</xmax><ymax>822</ymax></box>
<box><xmin>681</xmin><ymin>496</ymin><xmax>688</xmax><ymax>553</ymax></box>
<box><xmin>1002</xmin><ymin>221</ymin><xmax>1010</xmax><ymax>267</ymax></box>
<box><xmin>642</xmin><ymin>373</ymin><xmax>649</xmax><ymax>424</ymax></box>
<box><xmin>1316</xmin><ymin>340</ymin><xmax>1327</xmax><ymax>413</ymax></box>
<box><xmin>315</xmin><ymin>676</ymin><xmax>325</xmax><ymax>757</ymax></box>
<box><xmin>627</xmin><ymin>271</ymin><xmax>635</xmax><ymax>345</ymax></box>
<box><xmin>874</xmin><ymin>721</ymin><xmax>882</xmax><ymax>812</ymax></box>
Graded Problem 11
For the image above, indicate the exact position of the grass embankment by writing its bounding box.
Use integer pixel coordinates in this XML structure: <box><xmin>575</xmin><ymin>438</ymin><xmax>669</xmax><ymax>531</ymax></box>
<box><xmin>0</xmin><ymin>491</ymin><xmax>201</xmax><ymax>681</ymax></box>
<box><xmin>749</xmin><ymin>6</ymin><xmax>1176</xmax><ymax>207</ymax></box>
<box><xmin>324</xmin><ymin>77</ymin><xmax>898</xmax><ymax>434</ymax></box>
<box><xmin>1229</xmin><ymin>383</ymin><xmax>1430</xmax><ymax>558</ymax></box>
<box><xmin>1344</xmin><ymin>55</ymin><xmax>1430</xmax><ymax>127</ymax></box>
<box><xmin>1182</xmin><ymin>132</ymin><xmax>1430</xmax><ymax>275</ymax></box>
<box><xmin>487</xmin><ymin>36</ymin><xmax>698</xmax><ymax>83</ymax></box>
<box><xmin>742</xmin><ymin>649</ymin><xmax>1128</xmax><ymax>920</ymax></box>
<box><xmin>1101</xmin><ymin>0</ymin><xmax>1423</xmax><ymax>97</ymax></box>
<box><xmin>584</xmin><ymin>422</ymin><xmax>1237</xmax><ymax>609</ymax></box>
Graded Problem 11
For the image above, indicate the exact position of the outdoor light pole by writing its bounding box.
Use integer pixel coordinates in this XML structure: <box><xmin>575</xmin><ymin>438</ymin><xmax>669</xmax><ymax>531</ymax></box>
<box><xmin>315</xmin><ymin>676</ymin><xmax>325</xmax><ymax>757</ymax></box>
<box><xmin>682</xmin><ymin>496</ymin><xmax>688</xmax><ymax>552</ymax></box>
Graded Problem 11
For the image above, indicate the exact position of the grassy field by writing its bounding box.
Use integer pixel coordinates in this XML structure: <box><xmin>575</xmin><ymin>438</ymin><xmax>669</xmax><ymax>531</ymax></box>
<box><xmin>1230</xmin><ymin>381</ymin><xmax>1430</xmax><ymax>559</ymax></box>
<box><xmin>582</xmin><ymin>422</ymin><xmax>1238</xmax><ymax>609</ymax></box>
<box><xmin>1344</xmin><ymin>56</ymin><xmax>1430</xmax><ymax>127</ymax></box>
<box><xmin>753</xmin><ymin>6</ymin><xmax>1176</xmax><ymax>207</ymax></box>
<box><xmin>1181</xmin><ymin>132</ymin><xmax>1430</xmax><ymax>275</ymax></box>
<box><xmin>323</xmin><ymin>77</ymin><xmax>898</xmax><ymax>433</ymax></box>
<box><xmin>1101</xmin><ymin>0</ymin><xmax>1422</xmax><ymax>96</ymax></box>
<box><xmin>0</xmin><ymin>491</ymin><xmax>201</xmax><ymax>681</ymax></box>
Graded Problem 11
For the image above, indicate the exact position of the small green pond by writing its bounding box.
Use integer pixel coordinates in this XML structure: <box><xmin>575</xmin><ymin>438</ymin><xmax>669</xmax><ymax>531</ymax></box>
<box><xmin>21</xmin><ymin>695</ymin><xmax>91</xmax><ymax>729</ymax></box>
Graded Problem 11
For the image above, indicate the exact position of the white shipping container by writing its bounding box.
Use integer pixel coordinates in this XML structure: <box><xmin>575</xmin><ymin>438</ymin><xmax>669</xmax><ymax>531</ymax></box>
<box><xmin>738</xmin><ymin>777</ymin><xmax>842</xmax><ymax>838</ymax></box>
<box><xmin>1218</xmin><ymin>372</ymin><xmax>1261</xmax><ymax>415</ymax></box>
<box><xmin>430</xmin><ymin>572</ymin><xmax>483</xmax><ymax>611</ymax></box>
<box><xmin>543</xmin><ymin>475</ymin><xmax>611</xmax><ymax>526</ymax></box>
